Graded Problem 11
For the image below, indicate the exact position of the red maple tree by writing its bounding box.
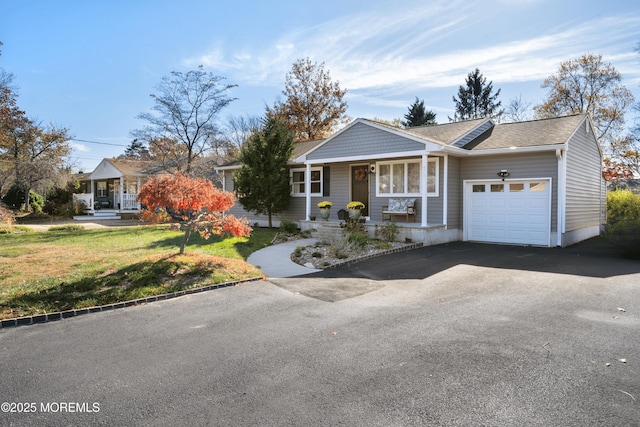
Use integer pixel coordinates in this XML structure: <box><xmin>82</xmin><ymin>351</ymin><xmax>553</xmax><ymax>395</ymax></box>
<box><xmin>137</xmin><ymin>173</ymin><xmax>251</xmax><ymax>254</ymax></box>
<box><xmin>602</xmin><ymin>157</ymin><xmax>634</xmax><ymax>183</ymax></box>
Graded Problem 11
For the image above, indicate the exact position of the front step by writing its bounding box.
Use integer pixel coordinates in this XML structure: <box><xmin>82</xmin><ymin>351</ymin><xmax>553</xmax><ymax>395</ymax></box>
<box><xmin>74</xmin><ymin>210</ymin><xmax>122</xmax><ymax>221</ymax></box>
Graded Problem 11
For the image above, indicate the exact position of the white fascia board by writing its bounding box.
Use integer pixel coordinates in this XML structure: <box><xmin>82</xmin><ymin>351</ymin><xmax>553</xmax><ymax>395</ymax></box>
<box><xmin>458</xmin><ymin>144</ymin><xmax>566</xmax><ymax>156</ymax></box>
<box><xmin>295</xmin><ymin>118</ymin><xmax>450</xmax><ymax>163</ymax></box>
<box><xmin>304</xmin><ymin>149</ymin><xmax>435</xmax><ymax>165</ymax></box>
<box><xmin>214</xmin><ymin>164</ymin><xmax>241</xmax><ymax>171</ymax></box>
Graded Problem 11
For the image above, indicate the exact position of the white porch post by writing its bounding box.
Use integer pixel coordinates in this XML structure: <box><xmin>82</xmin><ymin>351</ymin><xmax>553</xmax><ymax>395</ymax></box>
<box><xmin>443</xmin><ymin>155</ymin><xmax>448</xmax><ymax>229</ymax></box>
<box><xmin>305</xmin><ymin>163</ymin><xmax>312</xmax><ymax>221</ymax></box>
<box><xmin>90</xmin><ymin>179</ymin><xmax>95</xmax><ymax>212</ymax></box>
<box><xmin>136</xmin><ymin>177</ymin><xmax>141</xmax><ymax>210</ymax></box>
<box><xmin>119</xmin><ymin>177</ymin><xmax>124</xmax><ymax>210</ymax></box>
<box><xmin>421</xmin><ymin>153</ymin><xmax>428</xmax><ymax>227</ymax></box>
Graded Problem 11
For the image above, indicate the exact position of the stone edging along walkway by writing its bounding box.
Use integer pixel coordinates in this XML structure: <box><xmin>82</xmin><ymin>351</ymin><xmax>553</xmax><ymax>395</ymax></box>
<box><xmin>0</xmin><ymin>277</ymin><xmax>264</xmax><ymax>329</ymax></box>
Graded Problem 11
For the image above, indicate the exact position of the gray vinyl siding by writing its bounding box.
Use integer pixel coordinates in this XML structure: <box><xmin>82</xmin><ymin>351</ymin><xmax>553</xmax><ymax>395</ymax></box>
<box><xmin>447</xmin><ymin>156</ymin><xmax>461</xmax><ymax>228</ymax></box>
<box><xmin>459</xmin><ymin>152</ymin><xmax>559</xmax><ymax>232</ymax></box>
<box><xmin>222</xmin><ymin>168</ymin><xmax>308</xmax><ymax>222</ymax></box>
<box><xmin>565</xmin><ymin>121</ymin><xmax>604</xmax><ymax>231</ymax></box>
<box><xmin>306</xmin><ymin>122</ymin><xmax>424</xmax><ymax>160</ymax></box>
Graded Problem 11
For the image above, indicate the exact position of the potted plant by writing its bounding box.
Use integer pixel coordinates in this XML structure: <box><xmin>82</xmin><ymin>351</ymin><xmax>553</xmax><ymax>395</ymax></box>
<box><xmin>317</xmin><ymin>201</ymin><xmax>333</xmax><ymax>221</ymax></box>
<box><xmin>346</xmin><ymin>201</ymin><xmax>365</xmax><ymax>220</ymax></box>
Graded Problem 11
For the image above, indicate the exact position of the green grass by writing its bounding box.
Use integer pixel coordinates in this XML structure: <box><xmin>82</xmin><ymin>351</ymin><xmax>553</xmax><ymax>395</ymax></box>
<box><xmin>0</xmin><ymin>225</ymin><xmax>277</xmax><ymax>319</ymax></box>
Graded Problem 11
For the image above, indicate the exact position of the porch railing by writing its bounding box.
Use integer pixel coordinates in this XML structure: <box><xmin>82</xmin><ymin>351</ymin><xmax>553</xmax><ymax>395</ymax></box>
<box><xmin>120</xmin><ymin>193</ymin><xmax>139</xmax><ymax>210</ymax></box>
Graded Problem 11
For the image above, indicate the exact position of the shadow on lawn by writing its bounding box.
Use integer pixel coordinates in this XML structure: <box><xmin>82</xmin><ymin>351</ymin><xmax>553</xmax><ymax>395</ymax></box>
<box><xmin>146</xmin><ymin>228</ymin><xmax>276</xmax><ymax>260</ymax></box>
<box><xmin>2</xmin><ymin>255</ymin><xmax>233</xmax><ymax>318</ymax></box>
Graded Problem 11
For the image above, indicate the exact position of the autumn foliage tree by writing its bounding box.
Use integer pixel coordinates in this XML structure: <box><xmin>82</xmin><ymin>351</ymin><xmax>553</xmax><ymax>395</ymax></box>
<box><xmin>276</xmin><ymin>58</ymin><xmax>348</xmax><ymax>141</ymax></box>
<box><xmin>137</xmin><ymin>173</ymin><xmax>251</xmax><ymax>254</ymax></box>
<box><xmin>534</xmin><ymin>53</ymin><xmax>635</xmax><ymax>151</ymax></box>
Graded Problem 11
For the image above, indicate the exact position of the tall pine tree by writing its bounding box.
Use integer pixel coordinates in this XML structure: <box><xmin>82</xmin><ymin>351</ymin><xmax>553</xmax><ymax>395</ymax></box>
<box><xmin>450</xmin><ymin>68</ymin><xmax>503</xmax><ymax>121</ymax></box>
<box><xmin>403</xmin><ymin>97</ymin><xmax>437</xmax><ymax>127</ymax></box>
<box><xmin>234</xmin><ymin>112</ymin><xmax>294</xmax><ymax>228</ymax></box>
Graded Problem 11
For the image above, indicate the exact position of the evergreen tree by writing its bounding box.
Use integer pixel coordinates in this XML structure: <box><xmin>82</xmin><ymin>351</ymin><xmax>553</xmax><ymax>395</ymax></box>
<box><xmin>403</xmin><ymin>97</ymin><xmax>437</xmax><ymax>127</ymax></box>
<box><xmin>122</xmin><ymin>139</ymin><xmax>150</xmax><ymax>160</ymax></box>
<box><xmin>450</xmin><ymin>68</ymin><xmax>503</xmax><ymax>121</ymax></box>
<box><xmin>234</xmin><ymin>112</ymin><xmax>294</xmax><ymax>228</ymax></box>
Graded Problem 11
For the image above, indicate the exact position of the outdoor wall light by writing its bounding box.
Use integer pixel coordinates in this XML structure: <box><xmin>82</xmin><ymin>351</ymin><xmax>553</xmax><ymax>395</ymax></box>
<box><xmin>497</xmin><ymin>170</ymin><xmax>510</xmax><ymax>179</ymax></box>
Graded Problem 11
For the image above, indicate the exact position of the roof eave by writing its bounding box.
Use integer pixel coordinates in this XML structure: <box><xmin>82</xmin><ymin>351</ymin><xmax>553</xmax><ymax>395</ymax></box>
<box><xmin>462</xmin><ymin>144</ymin><xmax>567</xmax><ymax>156</ymax></box>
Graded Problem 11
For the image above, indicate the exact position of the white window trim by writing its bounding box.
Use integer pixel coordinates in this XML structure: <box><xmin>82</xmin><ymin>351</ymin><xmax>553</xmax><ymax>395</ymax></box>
<box><xmin>375</xmin><ymin>159</ymin><xmax>438</xmax><ymax>197</ymax></box>
<box><xmin>291</xmin><ymin>167</ymin><xmax>322</xmax><ymax>197</ymax></box>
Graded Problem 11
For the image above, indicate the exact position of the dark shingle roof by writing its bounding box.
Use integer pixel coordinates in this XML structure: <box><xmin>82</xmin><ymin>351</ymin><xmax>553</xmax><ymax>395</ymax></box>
<box><xmin>468</xmin><ymin>114</ymin><xmax>587</xmax><ymax>150</ymax></box>
<box><xmin>399</xmin><ymin>118</ymin><xmax>488</xmax><ymax>145</ymax></box>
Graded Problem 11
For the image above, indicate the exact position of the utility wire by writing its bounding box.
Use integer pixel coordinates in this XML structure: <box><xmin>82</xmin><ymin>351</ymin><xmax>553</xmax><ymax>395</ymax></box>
<box><xmin>70</xmin><ymin>138</ymin><xmax>128</xmax><ymax>147</ymax></box>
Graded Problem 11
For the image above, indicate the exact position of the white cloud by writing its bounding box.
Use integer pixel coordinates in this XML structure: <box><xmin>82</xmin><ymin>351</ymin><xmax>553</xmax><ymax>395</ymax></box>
<box><xmin>183</xmin><ymin>3</ymin><xmax>640</xmax><ymax>115</ymax></box>
<box><xmin>70</xmin><ymin>142</ymin><xmax>88</xmax><ymax>152</ymax></box>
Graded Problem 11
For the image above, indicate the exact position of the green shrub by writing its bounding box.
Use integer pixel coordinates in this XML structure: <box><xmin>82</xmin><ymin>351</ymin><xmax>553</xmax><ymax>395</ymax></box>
<box><xmin>28</xmin><ymin>190</ymin><xmax>45</xmax><ymax>213</ymax></box>
<box><xmin>43</xmin><ymin>186</ymin><xmax>75</xmax><ymax>216</ymax></box>
<box><xmin>0</xmin><ymin>225</ymin><xmax>34</xmax><ymax>234</ymax></box>
<box><xmin>606</xmin><ymin>190</ymin><xmax>640</xmax><ymax>258</ymax></box>
<box><xmin>279</xmin><ymin>219</ymin><xmax>299</xmax><ymax>234</ymax></box>
<box><xmin>607</xmin><ymin>189</ymin><xmax>640</xmax><ymax>224</ymax></box>
<box><xmin>347</xmin><ymin>231</ymin><xmax>369</xmax><ymax>248</ymax></box>
<box><xmin>47</xmin><ymin>224</ymin><xmax>85</xmax><ymax>232</ymax></box>
<box><xmin>374</xmin><ymin>221</ymin><xmax>400</xmax><ymax>242</ymax></box>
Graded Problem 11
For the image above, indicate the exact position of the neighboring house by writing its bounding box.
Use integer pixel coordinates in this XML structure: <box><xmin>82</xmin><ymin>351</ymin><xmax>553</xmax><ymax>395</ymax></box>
<box><xmin>73</xmin><ymin>158</ymin><xmax>151</xmax><ymax>215</ymax></box>
<box><xmin>218</xmin><ymin>113</ymin><xmax>605</xmax><ymax>247</ymax></box>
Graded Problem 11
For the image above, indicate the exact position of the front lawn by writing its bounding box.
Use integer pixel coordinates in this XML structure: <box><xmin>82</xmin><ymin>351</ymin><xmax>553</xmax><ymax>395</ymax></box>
<box><xmin>0</xmin><ymin>225</ymin><xmax>277</xmax><ymax>320</ymax></box>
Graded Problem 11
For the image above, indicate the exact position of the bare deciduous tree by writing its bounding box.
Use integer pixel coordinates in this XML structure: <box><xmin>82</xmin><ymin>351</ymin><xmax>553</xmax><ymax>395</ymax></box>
<box><xmin>132</xmin><ymin>66</ymin><xmax>237</xmax><ymax>173</ymax></box>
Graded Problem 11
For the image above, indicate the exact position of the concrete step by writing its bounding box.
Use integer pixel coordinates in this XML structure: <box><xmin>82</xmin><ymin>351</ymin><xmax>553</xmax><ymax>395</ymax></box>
<box><xmin>74</xmin><ymin>215</ymin><xmax>121</xmax><ymax>221</ymax></box>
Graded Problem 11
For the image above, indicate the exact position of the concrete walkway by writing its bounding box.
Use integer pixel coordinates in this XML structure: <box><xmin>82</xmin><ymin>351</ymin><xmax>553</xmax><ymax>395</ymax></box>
<box><xmin>247</xmin><ymin>238</ymin><xmax>321</xmax><ymax>278</ymax></box>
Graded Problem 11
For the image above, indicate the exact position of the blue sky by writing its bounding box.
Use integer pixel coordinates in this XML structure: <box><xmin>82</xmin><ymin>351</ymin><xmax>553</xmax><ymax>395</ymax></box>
<box><xmin>2</xmin><ymin>0</ymin><xmax>640</xmax><ymax>172</ymax></box>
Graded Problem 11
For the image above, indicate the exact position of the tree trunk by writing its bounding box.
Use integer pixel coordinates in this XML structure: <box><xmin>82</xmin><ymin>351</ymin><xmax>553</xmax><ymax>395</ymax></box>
<box><xmin>267</xmin><ymin>211</ymin><xmax>273</xmax><ymax>229</ymax></box>
<box><xmin>24</xmin><ymin>187</ymin><xmax>30</xmax><ymax>212</ymax></box>
<box><xmin>179</xmin><ymin>229</ymin><xmax>191</xmax><ymax>254</ymax></box>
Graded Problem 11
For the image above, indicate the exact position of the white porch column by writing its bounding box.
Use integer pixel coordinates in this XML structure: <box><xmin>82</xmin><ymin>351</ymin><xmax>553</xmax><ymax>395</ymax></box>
<box><xmin>90</xmin><ymin>179</ymin><xmax>95</xmax><ymax>212</ymax></box>
<box><xmin>305</xmin><ymin>163</ymin><xmax>312</xmax><ymax>221</ymax></box>
<box><xmin>136</xmin><ymin>177</ymin><xmax>142</xmax><ymax>210</ymax></box>
<box><xmin>119</xmin><ymin>177</ymin><xmax>124</xmax><ymax>210</ymax></box>
<box><xmin>443</xmin><ymin>155</ymin><xmax>448</xmax><ymax>229</ymax></box>
<box><xmin>421</xmin><ymin>153</ymin><xmax>429</xmax><ymax>227</ymax></box>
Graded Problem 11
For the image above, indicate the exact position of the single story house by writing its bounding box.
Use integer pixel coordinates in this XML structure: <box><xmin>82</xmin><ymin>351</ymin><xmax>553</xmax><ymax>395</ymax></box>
<box><xmin>73</xmin><ymin>158</ymin><xmax>150</xmax><ymax>215</ymax></box>
<box><xmin>217</xmin><ymin>113</ymin><xmax>605</xmax><ymax>247</ymax></box>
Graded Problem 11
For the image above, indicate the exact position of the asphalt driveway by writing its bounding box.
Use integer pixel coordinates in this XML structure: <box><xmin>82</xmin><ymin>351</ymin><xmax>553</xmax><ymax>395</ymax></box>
<box><xmin>1</xmin><ymin>238</ymin><xmax>639</xmax><ymax>426</ymax></box>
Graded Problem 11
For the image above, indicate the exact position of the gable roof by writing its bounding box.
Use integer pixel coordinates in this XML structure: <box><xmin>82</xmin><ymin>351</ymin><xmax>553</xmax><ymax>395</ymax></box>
<box><xmin>398</xmin><ymin>118</ymin><xmax>489</xmax><ymax>145</ymax></box>
<box><xmin>214</xmin><ymin>114</ymin><xmax>593</xmax><ymax>169</ymax></box>
<box><xmin>467</xmin><ymin>114</ymin><xmax>588</xmax><ymax>150</ymax></box>
<box><xmin>215</xmin><ymin>139</ymin><xmax>326</xmax><ymax>170</ymax></box>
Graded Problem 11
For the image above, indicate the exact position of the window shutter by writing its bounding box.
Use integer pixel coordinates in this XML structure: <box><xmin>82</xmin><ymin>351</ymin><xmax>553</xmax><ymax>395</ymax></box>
<box><xmin>323</xmin><ymin>166</ymin><xmax>330</xmax><ymax>196</ymax></box>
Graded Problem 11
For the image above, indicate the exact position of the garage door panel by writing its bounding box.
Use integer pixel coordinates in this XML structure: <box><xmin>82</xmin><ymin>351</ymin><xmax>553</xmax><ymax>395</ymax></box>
<box><xmin>465</xmin><ymin>179</ymin><xmax>551</xmax><ymax>246</ymax></box>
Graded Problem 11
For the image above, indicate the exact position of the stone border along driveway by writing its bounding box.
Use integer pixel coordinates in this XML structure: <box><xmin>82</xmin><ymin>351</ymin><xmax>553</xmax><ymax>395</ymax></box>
<box><xmin>0</xmin><ymin>277</ymin><xmax>263</xmax><ymax>329</ymax></box>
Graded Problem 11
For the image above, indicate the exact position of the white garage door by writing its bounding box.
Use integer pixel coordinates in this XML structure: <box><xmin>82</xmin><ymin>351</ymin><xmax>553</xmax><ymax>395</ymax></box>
<box><xmin>464</xmin><ymin>179</ymin><xmax>551</xmax><ymax>246</ymax></box>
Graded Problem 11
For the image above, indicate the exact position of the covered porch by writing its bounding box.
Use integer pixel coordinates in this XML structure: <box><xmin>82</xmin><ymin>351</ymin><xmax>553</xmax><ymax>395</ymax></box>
<box><xmin>72</xmin><ymin>158</ymin><xmax>148</xmax><ymax>219</ymax></box>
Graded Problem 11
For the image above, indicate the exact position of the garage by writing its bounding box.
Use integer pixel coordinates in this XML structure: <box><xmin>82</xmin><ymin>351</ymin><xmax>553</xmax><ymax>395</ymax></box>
<box><xmin>464</xmin><ymin>179</ymin><xmax>552</xmax><ymax>246</ymax></box>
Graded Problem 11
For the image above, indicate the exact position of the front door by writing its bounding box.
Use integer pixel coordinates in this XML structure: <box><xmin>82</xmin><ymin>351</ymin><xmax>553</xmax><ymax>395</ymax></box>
<box><xmin>351</xmin><ymin>165</ymin><xmax>369</xmax><ymax>216</ymax></box>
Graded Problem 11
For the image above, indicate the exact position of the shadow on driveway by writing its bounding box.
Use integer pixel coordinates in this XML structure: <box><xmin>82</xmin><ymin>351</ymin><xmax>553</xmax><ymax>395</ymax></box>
<box><xmin>304</xmin><ymin>237</ymin><xmax>640</xmax><ymax>281</ymax></box>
